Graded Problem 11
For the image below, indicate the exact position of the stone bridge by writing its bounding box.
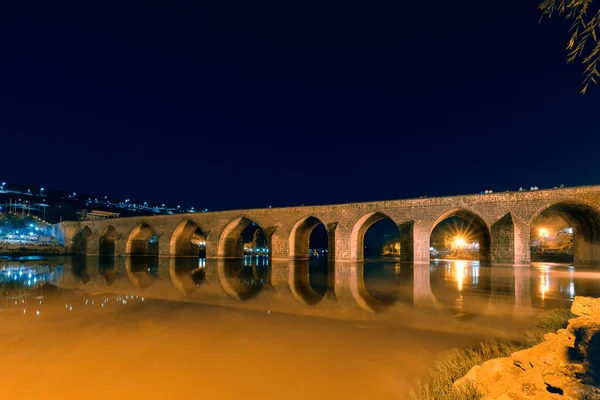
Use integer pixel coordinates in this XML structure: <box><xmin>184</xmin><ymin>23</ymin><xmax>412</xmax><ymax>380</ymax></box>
<box><xmin>53</xmin><ymin>185</ymin><xmax>600</xmax><ymax>266</ymax></box>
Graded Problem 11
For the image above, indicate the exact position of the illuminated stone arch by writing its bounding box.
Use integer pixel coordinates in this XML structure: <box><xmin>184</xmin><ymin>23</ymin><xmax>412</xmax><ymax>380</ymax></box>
<box><xmin>125</xmin><ymin>223</ymin><xmax>158</xmax><ymax>256</ymax></box>
<box><xmin>99</xmin><ymin>225</ymin><xmax>118</xmax><ymax>255</ymax></box>
<box><xmin>169</xmin><ymin>219</ymin><xmax>206</xmax><ymax>257</ymax></box>
<box><xmin>350</xmin><ymin>212</ymin><xmax>398</xmax><ymax>261</ymax></box>
<box><xmin>289</xmin><ymin>216</ymin><xmax>327</xmax><ymax>260</ymax></box>
<box><xmin>430</xmin><ymin>208</ymin><xmax>491</xmax><ymax>261</ymax></box>
<box><xmin>217</xmin><ymin>216</ymin><xmax>267</xmax><ymax>258</ymax></box>
<box><xmin>529</xmin><ymin>200</ymin><xmax>600</xmax><ymax>266</ymax></box>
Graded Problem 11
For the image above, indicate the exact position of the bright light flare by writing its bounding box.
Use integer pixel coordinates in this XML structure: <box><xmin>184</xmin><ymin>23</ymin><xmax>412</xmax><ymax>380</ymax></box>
<box><xmin>538</xmin><ymin>228</ymin><xmax>550</xmax><ymax>238</ymax></box>
<box><xmin>452</xmin><ymin>236</ymin><xmax>467</xmax><ymax>249</ymax></box>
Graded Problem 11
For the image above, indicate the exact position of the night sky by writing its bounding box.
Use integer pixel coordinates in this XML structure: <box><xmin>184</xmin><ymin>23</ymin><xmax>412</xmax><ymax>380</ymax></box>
<box><xmin>1</xmin><ymin>1</ymin><xmax>598</xmax><ymax>211</ymax></box>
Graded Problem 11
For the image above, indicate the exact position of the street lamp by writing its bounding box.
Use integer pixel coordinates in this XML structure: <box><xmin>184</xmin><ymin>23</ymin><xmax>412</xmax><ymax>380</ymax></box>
<box><xmin>538</xmin><ymin>228</ymin><xmax>550</xmax><ymax>253</ymax></box>
<box><xmin>452</xmin><ymin>236</ymin><xmax>467</xmax><ymax>249</ymax></box>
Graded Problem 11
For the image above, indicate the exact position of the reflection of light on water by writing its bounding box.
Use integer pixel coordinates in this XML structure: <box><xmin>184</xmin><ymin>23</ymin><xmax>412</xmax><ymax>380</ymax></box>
<box><xmin>569</xmin><ymin>268</ymin><xmax>575</xmax><ymax>298</ymax></box>
<box><xmin>454</xmin><ymin>260</ymin><xmax>467</xmax><ymax>292</ymax></box>
<box><xmin>540</xmin><ymin>267</ymin><xmax>550</xmax><ymax>300</ymax></box>
<box><xmin>472</xmin><ymin>265</ymin><xmax>479</xmax><ymax>286</ymax></box>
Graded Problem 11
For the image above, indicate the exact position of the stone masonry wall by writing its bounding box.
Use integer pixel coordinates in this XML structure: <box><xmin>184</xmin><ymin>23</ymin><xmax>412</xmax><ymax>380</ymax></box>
<box><xmin>56</xmin><ymin>185</ymin><xmax>600</xmax><ymax>265</ymax></box>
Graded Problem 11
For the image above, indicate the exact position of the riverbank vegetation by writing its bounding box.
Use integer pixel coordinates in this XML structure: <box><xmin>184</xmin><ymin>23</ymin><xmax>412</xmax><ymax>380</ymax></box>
<box><xmin>411</xmin><ymin>307</ymin><xmax>575</xmax><ymax>399</ymax></box>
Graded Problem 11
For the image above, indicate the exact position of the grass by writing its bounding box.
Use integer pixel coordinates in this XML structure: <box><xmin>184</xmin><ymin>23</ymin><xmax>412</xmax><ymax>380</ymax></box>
<box><xmin>411</xmin><ymin>307</ymin><xmax>576</xmax><ymax>400</ymax></box>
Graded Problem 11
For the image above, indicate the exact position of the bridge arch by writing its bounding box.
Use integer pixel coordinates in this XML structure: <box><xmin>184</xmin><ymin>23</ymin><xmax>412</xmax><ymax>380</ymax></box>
<box><xmin>169</xmin><ymin>219</ymin><xmax>206</xmax><ymax>257</ymax></box>
<box><xmin>99</xmin><ymin>225</ymin><xmax>118</xmax><ymax>255</ymax></box>
<box><xmin>430</xmin><ymin>208</ymin><xmax>491</xmax><ymax>261</ymax></box>
<box><xmin>218</xmin><ymin>216</ymin><xmax>268</xmax><ymax>258</ymax></box>
<box><xmin>529</xmin><ymin>201</ymin><xmax>600</xmax><ymax>265</ymax></box>
<box><xmin>126</xmin><ymin>223</ymin><xmax>159</xmax><ymax>256</ymax></box>
<box><xmin>289</xmin><ymin>216</ymin><xmax>328</xmax><ymax>260</ymax></box>
<box><xmin>351</xmin><ymin>212</ymin><xmax>399</xmax><ymax>261</ymax></box>
<box><xmin>73</xmin><ymin>226</ymin><xmax>93</xmax><ymax>254</ymax></box>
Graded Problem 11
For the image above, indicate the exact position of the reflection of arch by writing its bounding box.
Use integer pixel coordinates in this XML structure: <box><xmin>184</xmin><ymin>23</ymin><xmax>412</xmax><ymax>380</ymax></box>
<box><xmin>169</xmin><ymin>257</ymin><xmax>205</xmax><ymax>295</ymax></box>
<box><xmin>350</xmin><ymin>212</ymin><xmax>397</xmax><ymax>261</ymax></box>
<box><xmin>71</xmin><ymin>255</ymin><xmax>91</xmax><ymax>283</ymax></box>
<box><xmin>99</xmin><ymin>225</ymin><xmax>118</xmax><ymax>255</ymax></box>
<box><xmin>350</xmin><ymin>263</ymin><xmax>398</xmax><ymax>313</ymax></box>
<box><xmin>288</xmin><ymin>260</ymin><xmax>325</xmax><ymax>305</ymax></box>
<box><xmin>289</xmin><ymin>216</ymin><xmax>327</xmax><ymax>260</ymax></box>
<box><xmin>218</xmin><ymin>216</ymin><xmax>266</xmax><ymax>258</ymax></box>
<box><xmin>99</xmin><ymin>261</ymin><xmax>117</xmax><ymax>286</ymax></box>
<box><xmin>430</xmin><ymin>208</ymin><xmax>491</xmax><ymax>261</ymax></box>
<box><xmin>169</xmin><ymin>219</ymin><xmax>205</xmax><ymax>257</ymax></box>
<box><xmin>217</xmin><ymin>259</ymin><xmax>267</xmax><ymax>301</ymax></box>
<box><xmin>73</xmin><ymin>226</ymin><xmax>93</xmax><ymax>254</ymax></box>
<box><xmin>530</xmin><ymin>201</ymin><xmax>600</xmax><ymax>265</ymax></box>
<box><xmin>126</xmin><ymin>223</ymin><xmax>158</xmax><ymax>256</ymax></box>
<box><xmin>125</xmin><ymin>256</ymin><xmax>155</xmax><ymax>289</ymax></box>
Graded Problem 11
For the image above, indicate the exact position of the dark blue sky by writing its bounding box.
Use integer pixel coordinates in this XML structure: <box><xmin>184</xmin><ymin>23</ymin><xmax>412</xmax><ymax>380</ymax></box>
<box><xmin>1</xmin><ymin>1</ymin><xmax>598</xmax><ymax>211</ymax></box>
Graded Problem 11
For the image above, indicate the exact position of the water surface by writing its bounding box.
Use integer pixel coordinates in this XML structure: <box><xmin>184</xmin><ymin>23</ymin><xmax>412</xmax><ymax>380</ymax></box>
<box><xmin>1</xmin><ymin>256</ymin><xmax>599</xmax><ymax>399</ymax></box>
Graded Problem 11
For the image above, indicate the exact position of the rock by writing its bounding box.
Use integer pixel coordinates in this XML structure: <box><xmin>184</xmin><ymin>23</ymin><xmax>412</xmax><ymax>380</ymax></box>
<box><xmin>450</xmin><ymin>298</ymin><xmax>600</xmax><ymax>399</ymax></box>
<box><xmin>453</xmin><ymin>358</ymin><xmax>521</xmax><ymax>397</ymax></box>
<box><xmin>585</xmin><ymin>329</ymin><xmax>600</xmax><ymax>379</ymax></box>
<box><xmin>568</xmin><ymin>317</ymin><xmax>600</xmax><ymax>361</ymax></box>
<box><xmin>512</xmin><ymin>338</ymin><xmax>571</xmax><ymax>372</ymax></box>
<box><xmin>571</xmin><ymin>296</ymin><xmax>600</xmax><ymax>318</ymax></box>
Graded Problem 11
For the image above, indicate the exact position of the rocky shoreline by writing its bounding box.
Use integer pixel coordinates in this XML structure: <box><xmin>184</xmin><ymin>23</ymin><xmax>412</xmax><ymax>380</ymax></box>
<box><xmin>454</xmin><ymin>296</ymin><xmax>600</xmax><ymax>399</ymax></box>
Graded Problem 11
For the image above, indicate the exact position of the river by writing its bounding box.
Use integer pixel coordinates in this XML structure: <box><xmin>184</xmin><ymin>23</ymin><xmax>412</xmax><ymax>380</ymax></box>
<box><xmin>1</xmin><ymin>255</ymin><xmax>599</xmax><ymax>399</ymax></box>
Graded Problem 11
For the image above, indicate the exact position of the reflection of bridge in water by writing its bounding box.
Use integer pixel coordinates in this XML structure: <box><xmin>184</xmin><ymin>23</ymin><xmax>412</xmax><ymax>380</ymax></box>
<box><xmin>9</xmin><ymin>256</ymin><xmax>592</xmax><ymax>330</ymax></box>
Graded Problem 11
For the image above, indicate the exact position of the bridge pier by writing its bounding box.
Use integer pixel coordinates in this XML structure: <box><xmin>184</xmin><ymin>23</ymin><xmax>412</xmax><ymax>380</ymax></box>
<box><xmin>268</xmin><ymin>226</ymin><xmax>289</xmax><ymax>260</ymax></box>
<box><xmin>402</xmin><ymin>221</ymin><xmax>430</xmax><ymax>264</ymax></box>
<box><xmin>491</xmin><ymin>213</ymin><xmax>530</xmax><ymax>265</ymax></box>
<box><xmin>574</xmin><ymin>237</ymin><xmax>600</xmax><ymax>266</ymax></box>
<box><xmin>85</xmin><ymin>232</ymin><xmax>100</xmax><ymax>256</ymax></box>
